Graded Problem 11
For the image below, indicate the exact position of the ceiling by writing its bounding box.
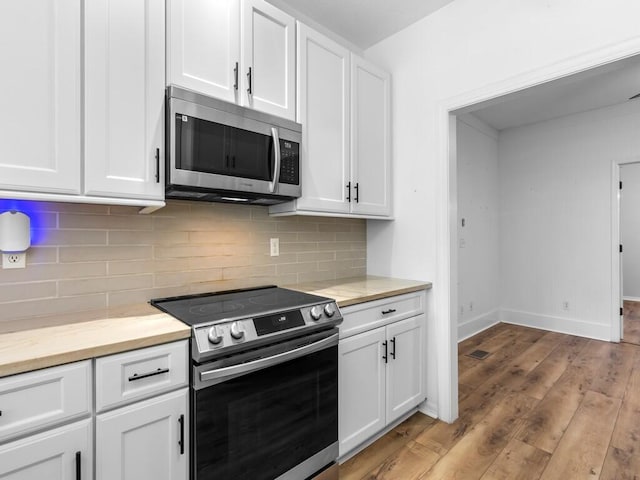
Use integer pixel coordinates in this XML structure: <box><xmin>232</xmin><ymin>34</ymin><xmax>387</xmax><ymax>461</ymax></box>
<box><xmin>270</xmin><ymin>0</ymin><xmax>455</xmax><ymax>49</ymax></box>
<box><xmin>466</xmin><ymin>55</ymin><xmax>640</xmax><ymax>131</ymax></box>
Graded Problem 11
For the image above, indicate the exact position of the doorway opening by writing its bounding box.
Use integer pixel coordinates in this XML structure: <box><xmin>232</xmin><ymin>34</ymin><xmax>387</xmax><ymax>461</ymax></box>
<box><xmin>618</xmin><ymin>161</ymin><xmax>640</xmax><ymax>346</ymax></box>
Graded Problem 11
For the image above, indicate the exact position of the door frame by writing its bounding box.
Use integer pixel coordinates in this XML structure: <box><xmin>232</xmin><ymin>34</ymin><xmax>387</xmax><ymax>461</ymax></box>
<box><xmin>434</xmin><ymin>39</ymin><xmax>640</xmax><ymax>423</ymax></box>
<box><xmin>612</xmin><ymin>158</ymin><xmax>640</xmax><ymax>342</ymax></box>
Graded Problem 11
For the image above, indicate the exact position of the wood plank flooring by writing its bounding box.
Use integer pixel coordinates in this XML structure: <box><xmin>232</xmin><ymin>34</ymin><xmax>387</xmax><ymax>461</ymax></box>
<box><xmin>623</xmin><ymin>300</ymin><xmax>640</xmax><ymax>346</ymax></box>
<box><xmin>339</xmin><ymin>323</ymin><xmax>640</xmax><ymax>480</ymax></box>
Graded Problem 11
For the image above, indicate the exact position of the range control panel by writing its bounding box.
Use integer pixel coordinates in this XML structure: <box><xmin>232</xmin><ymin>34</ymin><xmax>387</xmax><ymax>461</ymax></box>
<box><xmin>192</xmin><ymin>300</ymin><xmax>341</xmax><ymax>362</ymax></box>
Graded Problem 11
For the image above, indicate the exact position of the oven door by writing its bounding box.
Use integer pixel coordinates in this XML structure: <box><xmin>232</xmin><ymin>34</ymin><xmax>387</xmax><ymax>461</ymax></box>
<box><xmin>192</xmin><ymin>330</ymin><xmax>339</xmax><ymax>480</ymax></box>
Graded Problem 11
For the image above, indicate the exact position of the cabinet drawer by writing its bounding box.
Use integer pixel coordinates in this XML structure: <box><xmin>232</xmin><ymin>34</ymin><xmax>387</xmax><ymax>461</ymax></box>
<box><xmin>0</xmin><ymin>360</ymin><xmax>92</xmax><ymax>443</ymax></box>
<box><xmin>340</xmin><ymin>291</ymin><xmax>425</xmax><ymax>338</ymax></box>
<box><xmin>95</xmin><ymin>340</ymin><xmax>188</xmax><ymax>412</ymax></box>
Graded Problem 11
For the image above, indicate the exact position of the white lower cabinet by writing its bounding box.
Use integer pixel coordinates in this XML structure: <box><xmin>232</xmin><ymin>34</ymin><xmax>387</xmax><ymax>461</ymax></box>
<box><xmin>0</xmin><ymin>340</ymin><xmax>189</xmax><ymax>480</ymax></box>
<box><xmin>96</xmin><ymin>389</ymin><xmax>189</xmax><ymax>480</ymax></box>
<box><xmin>0</xmin><ymin>419</ymin><xmax>92</xmax><ymax>480</ymax></box>
<box><xmin>338</xmin><ymin>292</ymin><xmax>426</xmax><ymax>458</ymax></box>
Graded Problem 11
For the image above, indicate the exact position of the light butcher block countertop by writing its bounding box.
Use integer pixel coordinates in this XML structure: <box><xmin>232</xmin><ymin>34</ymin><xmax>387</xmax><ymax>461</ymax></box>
<box><xmin>289</xmin><ymin>275</ymin><xmax>432</xmax><ymax>307</ymax></box>
<box><xmin>0</xmin><ymin>303</ymin><xmax>190</xmax><ymax>377</ymax></box>
<box><xmin>0</xmin><ymin>276</ymin><xmax>430</xmax><ymax>378</ymax></box>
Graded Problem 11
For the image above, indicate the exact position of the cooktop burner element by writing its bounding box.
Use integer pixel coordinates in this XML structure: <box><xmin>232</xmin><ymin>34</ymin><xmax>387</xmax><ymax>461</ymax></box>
<box><xmin>151</xmin><ymin>285</ymin><xmax>342</xmax><ymax>363</ymax></box>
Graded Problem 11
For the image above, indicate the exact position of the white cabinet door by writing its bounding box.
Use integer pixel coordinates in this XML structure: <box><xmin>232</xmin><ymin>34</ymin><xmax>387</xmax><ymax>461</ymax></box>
<box><xmin>168</xmin><ymin>0</ymin><xmax>240</xmax><ymax>103</ymax></box>
<box><xmin>386</xmin><ymin>315</ymin><xmax>425</xmax><ymax>424</ymax></box>
<box><xmin>296</xmin><ymin>23</ymin><xmax>350</xmax><ymax>214</ymax></box>
<box><xmin>84</xmin><ymin>0</ymin><xmax>165</xmax><ymax>200</ymax></box>
<box><xmin>0</xmin><ymin>361</ymin><xmax>92</xmax><ymax>443</ymax></box>
<box><xmin>96</xmin><ymin>388</ymin><xmax>189</xmax><ymax>480</ymax></box>
<box><xmin>350</xmin><ymin>55</ymin><xmax>392</xmax><ymax>217</ymax></box>
<box><xmin>0</xmin><ymin>419</ymin><xmax>92</xmax><ymax>480</ymax></box>
<box><xmin>241</xmin><ymin>0</ymin><xmax>295</xmax><ymax>120</ymax></box>
<box><xmin>338</xmin><ymin>327</ymin><xmax>386</xmax><ymax>457</ymax></box>
<box><xmin>0</xmin><ymin>1</ymin><xmax>81</xmax><ymax>195</ymax></box>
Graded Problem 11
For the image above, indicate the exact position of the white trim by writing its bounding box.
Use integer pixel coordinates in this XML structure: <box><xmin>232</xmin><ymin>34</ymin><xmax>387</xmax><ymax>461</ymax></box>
<box><xmin>456</xmin><ymin>113</ymin><xmax>499</xmax><ymax>141</ymax></box>
<box><xmin>613</xmin><ymin>156</ymin><xmax>640</xmax><ymax>342</ymax></box>
<box><xmin>457</xmin><ymin>309</ymin><xmax>500</xmax><ymax>342</ymax></box>
<box><xmin>623</xmin><ymin>296</ymin><xmax>640</xmax><ymax>303</ymax></box>
<box><xmin>436</xmin><ymin>37</ymin><xmax>640</xmax><ymax>423</ymax></box>
<box><xmin>337</xmin><ymin>407</ymin><xmax>420</xmax><ymax>464</ymax></box>
<box><xmin>500</xmin><ymin>309</ymin><xmax>611</xmax><ymax>341</ymax></box>
<box><xmin>418</xmin><ymin>396</ymin><xmax>438</xmax><ymax>419</ymax></box>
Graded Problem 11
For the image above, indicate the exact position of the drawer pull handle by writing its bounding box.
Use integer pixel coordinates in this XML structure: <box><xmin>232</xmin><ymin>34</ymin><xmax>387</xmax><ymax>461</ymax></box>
<box><xmin>76</xmin><ymin>451</ymin><xmax>81</xmax><ymax>480</ymax></box>
<box><xmin>382</xmin><ymin>308</ymin><xmax>397</xmax><ymax>315</ymax></box>
<box><xmin>178</xmin><ymin>414</ymin><xmax>185</xmax><ymax>455</ymax></box>
<box><xmin>128</xmin><ymin>367</ymin><xmax>170</xmax><ymax>382</ymax></box>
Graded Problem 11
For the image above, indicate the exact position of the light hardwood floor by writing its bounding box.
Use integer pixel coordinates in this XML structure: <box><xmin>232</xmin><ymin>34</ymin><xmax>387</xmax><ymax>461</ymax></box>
<box><xmin>339</xmin><ymin>323</ymin><xmax>640</xmax><ymax>479</ymax></box>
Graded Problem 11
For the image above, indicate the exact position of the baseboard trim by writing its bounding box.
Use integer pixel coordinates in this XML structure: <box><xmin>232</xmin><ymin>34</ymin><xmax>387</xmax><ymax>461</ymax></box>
<box><xmin>418</xmin><ymin>397</ymin><xmax>438</xmax><ymax>419</ymax></box>
<box><xmin>338</xmin><ymin>407</ymin><xmax>421</xmax><ymax>464</ymax></box>
<box><xmin>499</xmin><ymin>309</ymin><xmax>611</xmax><ymax>341</ymax></box>
<box><xmin>458</xmin><ymin>309</ymin><xmax>500</xmax><ymax>342</ymax></box>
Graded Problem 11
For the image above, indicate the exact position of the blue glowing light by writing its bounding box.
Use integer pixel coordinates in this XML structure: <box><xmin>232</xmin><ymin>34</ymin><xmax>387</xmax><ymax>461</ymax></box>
<box><xmin>0</xmin><ymin>199</ymin><xmax>48</xmax><ymax>246</ymax></box>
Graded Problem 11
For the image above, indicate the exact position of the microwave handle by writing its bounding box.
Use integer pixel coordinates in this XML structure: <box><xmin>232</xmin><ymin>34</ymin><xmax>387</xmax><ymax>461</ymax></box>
<box><xmin>269</xmin><ymin>127</ymin><xmax>281</xmax><ymax>193</ymax></box>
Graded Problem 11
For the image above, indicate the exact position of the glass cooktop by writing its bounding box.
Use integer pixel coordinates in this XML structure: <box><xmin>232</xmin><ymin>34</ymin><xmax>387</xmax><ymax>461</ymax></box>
<box><xmin>150</xmin><ymin>285</ymin><xmax>332</xmax><ymax>326</ymax></box>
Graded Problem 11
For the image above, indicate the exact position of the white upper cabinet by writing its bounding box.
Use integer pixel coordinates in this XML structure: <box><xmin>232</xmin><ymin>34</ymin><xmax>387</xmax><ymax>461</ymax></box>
<box><xmin>271</xmin><ymin>22</ymin><xmax>351</xmax><ymax>215</ymax></box>
<box><xmin>168</xmin><ymin>0</ymin><xmax>240</xmax><ymax>103</ymax></box>
<box><xmin>241</xmin><ymin>0</ymin><xmax>296</xmax><ymax>119</ymax></box>
<box><xmin>0</xmin><ymin>0</ymin><xmax>81</xmax><ymax>195</ymax></box>
<box><xmin>350</xmin><ymin>54</ymin><xmax>391</xmax><ymax>217</ymax></box>
<box><xmin>167</xmin><ymin>0</ymin><xmax>295</xmax><ymax>120</ymax></box>
<box><xmin>270</xmin><ymin>24</ymin><xmax>392</xmax><ymax>219</ymax></box>
<box><xmin>84</xmin><ymin>0</ymin><xmax>165</xmax><ymax>200</ymax></box>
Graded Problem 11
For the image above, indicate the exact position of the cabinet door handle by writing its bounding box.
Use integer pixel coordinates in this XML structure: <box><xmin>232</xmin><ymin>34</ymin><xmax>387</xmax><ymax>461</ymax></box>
<box><xmin>178</xmin><ymin>414</ymin><xmax>185</xmax><ymax>455</ymax></box>
<box><xmin>128</xmin><ymin>367</ymin><xmax>170</xmax><ymax>382</ymax></box>
<box><xmin>354</xmin><ymin>182</ymin><xmax>359</xmax><ymax>203</ymax></box>
<box><xmin>155</xmin><ymin>148</ymin><xmax>160</xmax><ymax>183</ymax></box>
<box><xmin>233</xmin><ymin>62</ymin><xmax>239</xmax><ymax>91</ymax></box>
<box><xmin>75</xmin><ymin>451</ymin><xmax>81</xmax><ymax>480</ymax></box>
<box><xmin>391</xmin><ymin>337</ymin><xmax>396</xmax><ymax>360</ymax></box>
<box><xmin>382</xmin><ymin>308</ymin><xmax>396</xmax><ymax>315</ymax></box>
<box><xmin>382</xmin><ymin>340</ymin><xmax>388</xmax><ymax>364</ymax></box>
<box><xmin>247</xmin><ymin>67</ymin><xmax>253</xmax><ymax>95</ymax></box>
<box><xmin>346</xmin><ymin>182</ymin><xmax>351</xmax><ymax>202</ymax></box>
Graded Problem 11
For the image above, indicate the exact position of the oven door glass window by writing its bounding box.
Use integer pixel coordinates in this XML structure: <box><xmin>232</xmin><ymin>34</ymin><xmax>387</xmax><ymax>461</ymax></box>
<box><xmin>194</xmin><ymin>346</ymin><xmax>337</xmax><ymax>480</ymax></box>
<box><xmin>175</xmin><ymin>114</ymin><xmax>274</xmax><ymax>181</ymax></box>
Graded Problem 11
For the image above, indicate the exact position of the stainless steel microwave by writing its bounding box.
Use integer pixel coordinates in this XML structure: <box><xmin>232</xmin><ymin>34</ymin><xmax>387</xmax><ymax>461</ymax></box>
<box><xmin>166</xmin><ymin>86</ymin><xmax>302</xmax><ymax>205</ymax></box>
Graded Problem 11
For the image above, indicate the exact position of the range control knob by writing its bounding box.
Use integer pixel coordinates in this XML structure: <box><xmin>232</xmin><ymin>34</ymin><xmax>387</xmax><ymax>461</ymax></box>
<box><xmin>324</xmin><ymin>303</ymin><xmax>336</xmax><ymax>317</ymax></box>
<box><xmin>208</xmin><ymin>326</ymin><xmax>223</xmax><ymax>345</ymax></box>
<box><xmin>230</xmin><ymin>322</ymin><xmax>245</xmax><ymax>340</ymax></box>
<box><xmin>310</xmin><ymin>305</ymin><xmax>323</xmax><ymax>321</ymax></box>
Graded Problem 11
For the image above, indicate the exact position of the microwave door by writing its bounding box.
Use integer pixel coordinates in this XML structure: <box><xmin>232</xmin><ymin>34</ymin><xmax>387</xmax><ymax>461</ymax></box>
<box><xmin>176</xmin><ymin>114</ymin><xmax>228</xmax><ymax>176</ymax></box>
<box><xmin>226</xmin><ymin>125</ymin><xmax>273</xmax><ymax>183</ymax></box>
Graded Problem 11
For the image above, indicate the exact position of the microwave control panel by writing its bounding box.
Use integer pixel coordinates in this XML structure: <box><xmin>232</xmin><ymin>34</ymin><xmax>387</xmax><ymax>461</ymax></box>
<box><xmin>279</xmin><ymin>140</ymin><xmax>299</xmax><ymax>185</ymax></box>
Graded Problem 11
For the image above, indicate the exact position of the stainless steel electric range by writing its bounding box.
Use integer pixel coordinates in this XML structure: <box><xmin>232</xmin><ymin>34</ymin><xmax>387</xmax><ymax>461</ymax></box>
<box><xmin>151</xmin><ymin>286</ymin><xmax>342</xmax><ymax>480</ymax></box>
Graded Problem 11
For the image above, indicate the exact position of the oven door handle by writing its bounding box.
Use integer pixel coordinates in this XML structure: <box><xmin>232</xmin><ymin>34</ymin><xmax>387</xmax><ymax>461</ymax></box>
<box><xmin>200</xmin><ymin>332</ymin><xmax>338</xmax><ymax>383</ymax></box>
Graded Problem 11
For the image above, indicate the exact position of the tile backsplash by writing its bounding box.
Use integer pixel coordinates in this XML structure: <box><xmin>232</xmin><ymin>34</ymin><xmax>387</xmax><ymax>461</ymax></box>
<box><xmin>0</xmin><ymin>200</ymin><xmax>366</xmax><ymax>326</ymax></box>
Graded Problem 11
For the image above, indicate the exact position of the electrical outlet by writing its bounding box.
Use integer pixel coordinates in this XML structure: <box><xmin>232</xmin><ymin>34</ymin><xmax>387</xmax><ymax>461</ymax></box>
<box><xmin>2</xmin><ymin>252</ymin><xmax>26</xmax><ymax>269</ymax></box>
<box><xmin>562</xmin><ymin>301</ymin><xmax>569</xmax><ymax>311</ymax></box>
<box><xmin>270</xmin><ymin>238</ymin><xmax>279</xmax><ymax>257</ymax></box>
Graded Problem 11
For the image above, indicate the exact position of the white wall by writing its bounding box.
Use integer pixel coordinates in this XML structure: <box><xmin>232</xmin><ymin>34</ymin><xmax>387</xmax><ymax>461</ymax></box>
<box><xmin>456</xmin><ymin>115</ymin><xmax>500</xmax><ymax>340</ymax></box>
<box><xmin>499</xmin><ymin>100</ymin><xmax>640</xmax><ymax>339</ymax></box>
<box><xmin>364</xmin><ymin>0</ymin><xmax>640</xmax><ymax>420</ymax></box>
<box><xmin>621</xmin><ymin>162</ymin><xmax>640</xmax><ymax>300</ymax></box>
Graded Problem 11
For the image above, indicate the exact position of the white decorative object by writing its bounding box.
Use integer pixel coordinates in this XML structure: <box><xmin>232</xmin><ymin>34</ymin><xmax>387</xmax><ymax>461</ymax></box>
<box><xmin>0</xmin><ymin>211</ymin><xmax>31</xmax><ymax>252</ymax></box>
